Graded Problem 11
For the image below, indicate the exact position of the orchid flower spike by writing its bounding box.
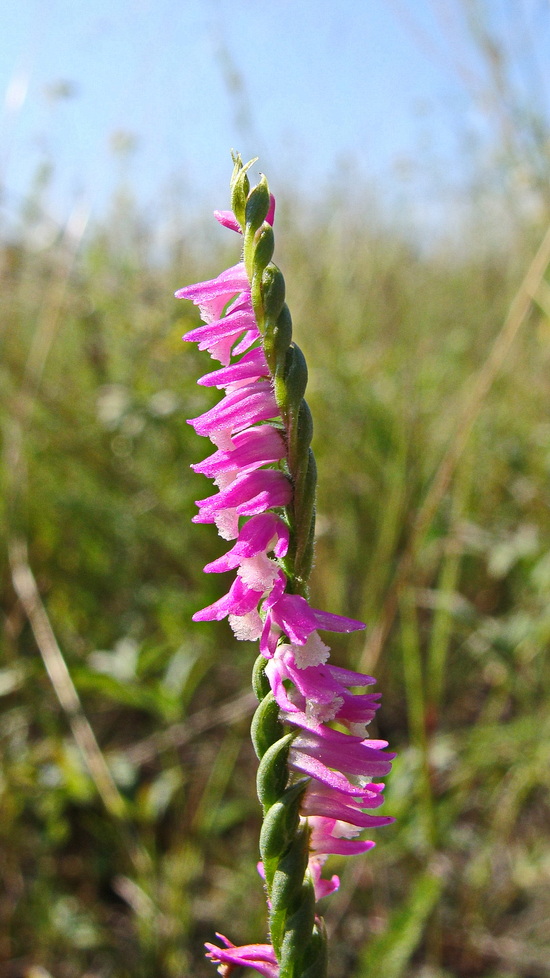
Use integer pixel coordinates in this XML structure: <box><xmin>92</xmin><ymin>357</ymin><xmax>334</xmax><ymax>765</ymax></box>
<box><xmin>177</xmin><ymin>152</ymin><xmax>394</xmax><ymax>977</ymax></box>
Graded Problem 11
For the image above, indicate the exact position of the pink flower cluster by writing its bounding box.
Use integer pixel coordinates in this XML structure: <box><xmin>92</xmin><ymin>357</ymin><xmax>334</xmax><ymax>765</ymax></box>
<box><xmin>177</xmin><ymin>197</ymin><xmax>393</xmax><ymax>976</ymax></box>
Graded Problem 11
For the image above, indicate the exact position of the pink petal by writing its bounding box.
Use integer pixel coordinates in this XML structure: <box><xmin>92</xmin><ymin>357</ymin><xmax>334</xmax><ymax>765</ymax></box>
<box><xmin>311</xmin><ymin>835</ymin><xmax>376</xmax><ymax>856</ymax></box>
<box><xmin>204</xmin><ymin>513</ymin><xmax>289</xmax><ymax>573</ymax></box>
<box><xmin>311</xmin><ymin>608</ymin><xmax>366</xmax><ymax>634</ymax></box>
<box><xmin>308</xmin><ymin>857</ymin><xmax>340</xmax><ymax>900</ymax></box>
<box><xmin>205</xmin><ymin>934</ymin><xmax>278</xmax><ymax>978</ymax></box>
<box><xmin>194</xmin><ymin>469</ymin><xmax>292</xmax><ymax>522</ymax></box>
<box><xmin>327</xmin><ymin>664</ymin><xmax>377</xmax><ymax>686</ymax></box>
<box><xmin>188</xmin><ymin>381</ymin><xmax>278</xmax><ymax>437</ymax></box>
<box><xmin>288</xmin><ymin>749</ymin><xmax>363</xmax><ymax>794</ymax></box>
<box><xmin>305</xmin><ymin>782</ymin><xmax>387</xmax><ymax>811</ymax></box>
<box><xmin>212</xmin><ymin>196</ymin><xmax>274</xmax><ymax>233</ymax></box>
<box><xmin>193</xmin><ymin>424</ymin><xmax>286</xmax><ymax>477</ymax></box>
<box><xmin>193</xmin><ymin>575</ymin><xmax>263</xmax><ymax>622</ymax></box>
<box><xmin>266</xmin><ymin>193</ymin><xmax>276</xmax><ymax>226</ymax></box>
<box><xmin>266</xmin><ymin>594</ymin><xmax>365</xmax><ymax>647</ymax></box>
<box><xmin>290</xmin><ymin>726</ymin><xmax>394</xmax><ymax>777</ymax></box>
<box><xmin>301</xmin><ymin>789</ymin><xmax>393</xmax><ymax>829</ymax></box>
<box><xmin>183</xmin><ymin>293</ymin><xmax>257</xmax><ymax>366</ymax></box>
<box><xmin>213</xmin><ymin>209</ymin><xmax>242</xmax><ymax>233</ymax></box>
<box><xmin>267</xmin><ymin>593</ymin><xmax>322</xmax><ymax>644</ymax></box>
<box><xmin>183</xmin><ymin>306</ymin><xmax>255</xmax><ymax>346</ymax></box>
<box><xmin>198</xmin><ymin>347</ymin><xmax>269</xmax><ymax>388</ymax></box>
<box><xmin>232</xmin><ymin>329</ymin><xmax>261</xmax><ymax>358</ymax></box>
<box><xmin>176</xmin><ymin>262</ymin><xmax>249</xmax><ymax>322</ymax></box>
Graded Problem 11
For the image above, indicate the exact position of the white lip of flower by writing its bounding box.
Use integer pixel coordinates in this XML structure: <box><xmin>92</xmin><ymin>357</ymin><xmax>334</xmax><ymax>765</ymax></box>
<box><xmin>332</xmin><ymin>820</ymin><xmax>362</xmax><ymax>839</ymax></box>
<box><xmin>306</xmin><ymin>696</ymin><xmax>344</xmax><ymax>724</ymax></box>
<box><xmin>229</xmin><ymin>610</ymin><xmax>263</xmax><ymax>641</ymax></box>
<box><xmin>292</xmin><ymin>632</ymin><xmax>330</xmax><ymax>668</ymax></box>
<box><xmin>349</xmin><ymin>722</ymin><xmax>371</xmax><ymax>738</ymax></box>
<box><xmin>214</xmin><ymin>509</ymin><xmax>240</xmax><ymax>540</ymax></box>
<box><xmin>237</xmin><ymin>554</ymin><xmax>280</xmax><ymax>591</ymax></box>
<box><xmin>355</xmin><ymin>775</ymin><xmax>374</xmax><ymax>788</ymax></box>
<box><xmin>214</xmin><ymin>469</ymin><xmax>239</xmax><ymax>490</ymax></box>
<box><xmin>209</xmin><ymin>428</ymin><xmax>237</xmax><ymax>451</ymax></box>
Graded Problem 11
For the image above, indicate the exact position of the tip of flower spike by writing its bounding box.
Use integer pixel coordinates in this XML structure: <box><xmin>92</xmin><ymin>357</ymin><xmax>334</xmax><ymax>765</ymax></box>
<box><xmin>219</xmin><ymin>188</ymin><xmax>275</xmax><ymax>230</ymax></box>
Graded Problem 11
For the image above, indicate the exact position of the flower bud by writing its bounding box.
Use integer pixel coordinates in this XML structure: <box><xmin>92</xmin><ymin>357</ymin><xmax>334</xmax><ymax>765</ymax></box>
<box><xmin>262</xmin><ymin>264</ymin><xmax>286</xmax><ymax>324</ymax></box>
<box><xmin>252</xmin><ymin>224</ymin><xmax>275</xmax><ymax>275</ymax></box>
<box><xmin>230</xmin><ymin>152</ymin><xmax>258</xmax><ymax>228</ymax></box>
<box><xmin>264</xmin><ymin>304</ymin><xmax>293</xmax><ymax>374</ymax></box>
<box><xmin>276</xmin><ymin>343</ymin><xmax>308</xmax><ymax>420</ymax></box>
<box><xmin>259</xmin><ymin>779</ymin><xmax>307</xmax><ymax>862</ymax></box>
<box><xmin>245</xmin><ymin>175</ymin><xmax>271</xmax><ymax>233</ymax></box>
<box><xmin>251</xmin><ymin>691</ymin><xmax>284</xmax><ymax>760</ymax></box>
<box><xmin>256</xmin><ymin>732</ymin><xmax>293</xmax><ymax>810</ymax></box>
<box><xmin>278</xmin><ymin>880</ymin><xmax>316</xmax><ymax>974</ymax></box>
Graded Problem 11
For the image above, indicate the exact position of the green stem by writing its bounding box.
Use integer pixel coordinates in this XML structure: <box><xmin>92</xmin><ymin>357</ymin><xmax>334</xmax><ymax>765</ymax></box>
<box><xmin>232</xmin><ymin>154</ymin><xmax>326</xmax><ymax>976</ymax></box>
<box><xmin>426</xmin><ymin>452</ymin><xmax>473</xmax><ymax>716</ymax></box>
<box><xmin>399</xmin><ymin>588</ymin><xmax>437</xmax><ymax>852</ymax></box>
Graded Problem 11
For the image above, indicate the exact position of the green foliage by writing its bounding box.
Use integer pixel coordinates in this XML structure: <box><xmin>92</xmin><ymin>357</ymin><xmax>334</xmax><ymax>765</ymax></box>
<box><xmin>1</xmin><ymin>177</ymin><xmax>550</xmax><ymax>978</ymax></box>
<box><xmin>358</xmin><ymin>869</ymin><xmax>444</xmax><ymax>978</ymax></box>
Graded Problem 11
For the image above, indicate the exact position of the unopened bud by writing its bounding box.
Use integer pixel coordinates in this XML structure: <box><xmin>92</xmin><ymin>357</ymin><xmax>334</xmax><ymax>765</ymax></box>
<box><xmin>245</xmin><ymin>175</ymin><xmax>270</xmax><ymax>233</ymax></box>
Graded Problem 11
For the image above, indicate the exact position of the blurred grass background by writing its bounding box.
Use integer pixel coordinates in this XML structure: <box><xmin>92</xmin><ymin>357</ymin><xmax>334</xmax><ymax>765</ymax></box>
<box><xmin>2</xmin><ymin>6</ymin><xmax>550</xmax><ymax>978</ymax></box>
<box><xmin>2</xmin><ymin>171</ymin><xmax>550</xmax><ymax>978</ymax></box>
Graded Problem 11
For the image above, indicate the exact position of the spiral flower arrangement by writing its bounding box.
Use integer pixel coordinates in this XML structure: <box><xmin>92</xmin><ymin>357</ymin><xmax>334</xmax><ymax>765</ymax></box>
<box><xmin>176</xmin><ymin>154</ymin><xmax>394</xmax><ymax>977</ymax></box>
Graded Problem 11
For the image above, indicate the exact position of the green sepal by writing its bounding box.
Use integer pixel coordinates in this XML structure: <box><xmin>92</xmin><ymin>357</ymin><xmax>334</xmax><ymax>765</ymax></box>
<box><xmin>293</xmin><ymin>450</ymin><xmax>317</xmax><ymax>575</ymax></box>
<box><xmin>289</xmin><ymin>400</ymin><xmax>314</xmax><ymax>471</ymax></box>
<box><xmin>247</xmin><ymin>224</ymin><xmax>276</xmax><ymax>318</ymax></box>
<box><xmin>251</xmin><ymin>692</ymin><xmax>284</xmax><ymax>761</ymax></box>
<box><xmin>252</xmin><ymin>224</ymin><xmax>275</xmax><ymax>277</ymax></box>
<box><xmin>259</xmin><ymin>778</ymin><xmax>307</xmax><ymax>863</ymax></box>
<box><xmin>294</xmin><ymin>504</ymin><xmax>317</xmax><ymax>591</ymax></box>
<box><xmin>293</xmin><ymin>446</ymin><xmax>317</xmax><ymax>525</ymax></box>
<box><xmin>300</xmin><ymin>918</ymin><xmax>329</xmax><ymax>978</ymax></box>
<box><xmin>264</xmin><ymin>304</ymin><xmax>293</xmax><ymax>375</ymax></box>
<box><xmin>245</xmin><ymin>175</ymin><xmax>270</xmax><ymax>233</ymax></box>
<box><xmin>230</xmin><ymin>153</ymin><xmax>258</xmax><ymax>229</ymax></box>
<box><xmin>269</xmin><ymin>822</ymin><xmax>309</xmax><ymax>918</ymax></box>
<box><xmin>229</xmin><ymin>149</ymin><xmax>244</xmax><ymax>191</ymax></box>
<box><xmin>261</xmin><ymin>264</ymin><xmax>286</xmax><ymax>325</ymax></box>
<box><xmin>256</xmin><ymin>732</ymin><xmax>294</xmax><ymax>810</ymax></box>
<box><xmin>278</xmin><ymin>878</ymin><xmax>316</xmax><ymax>978</ymax></box>
<box><xmin>268</xmin><ymin>824</ymin><xmax>310</xmax><ymax>956</ymax></box>
<box><xmin>252</xmin><ymin>653</ymin><xmax>271</xmax><ymax>701</ymax></box>
<box><xmin>275</xmin><ymin>343</ymin><xmax>308</xmax><ymax>421</ymax></box>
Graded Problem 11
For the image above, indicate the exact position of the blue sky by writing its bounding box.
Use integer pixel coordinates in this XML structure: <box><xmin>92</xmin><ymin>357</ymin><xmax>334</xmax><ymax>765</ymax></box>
<box><xmin>1</xmin><ymin>1</ymin><xmax>549</xmax><ymax>234</ymax></box>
